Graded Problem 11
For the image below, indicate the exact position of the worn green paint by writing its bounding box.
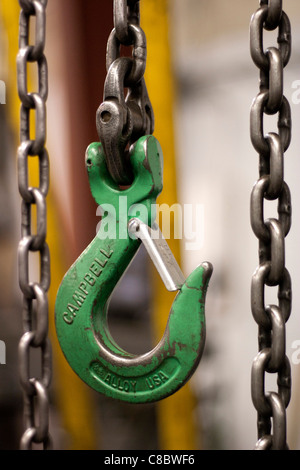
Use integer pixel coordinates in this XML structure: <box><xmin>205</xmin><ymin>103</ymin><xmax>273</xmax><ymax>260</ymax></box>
<box><xmin>55</xmin><ymin>135</ymin><xmax>212</xmax><ymax>403</ymax></box>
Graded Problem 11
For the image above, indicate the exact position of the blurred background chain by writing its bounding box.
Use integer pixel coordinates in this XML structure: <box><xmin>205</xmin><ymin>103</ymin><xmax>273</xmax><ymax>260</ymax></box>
<box><xmin>250</xmin><ymin>0</ymin><xmax>292</xmax><ymax>450</ymax></box>
<box><xmin>17</xmin><ymin>0</ymin><xmax>52</xmax><ymax>450</ymax></box>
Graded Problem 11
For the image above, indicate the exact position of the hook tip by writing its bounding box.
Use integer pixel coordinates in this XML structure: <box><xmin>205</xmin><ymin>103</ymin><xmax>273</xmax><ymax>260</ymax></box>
<box><xmin>201</xmin><ymin>261</ymin><xmax>213</xmax><ymax>282</ymax></box>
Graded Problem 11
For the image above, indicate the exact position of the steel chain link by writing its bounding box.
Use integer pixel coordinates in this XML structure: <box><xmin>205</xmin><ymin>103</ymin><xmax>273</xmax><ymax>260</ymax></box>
<box><xmin>97</xmin><ymin>0</ymin><xmax>154</xmax><ymax>185</ymax></box>
<box><xmin>17</xmin><ymin>0</ymin><xmax>52</xmax><ymax>450</ymax></box>
<box><xmin>250</xmin><ymin>0</ymin><xmax>292</xmax><ymax>450</ymax></box>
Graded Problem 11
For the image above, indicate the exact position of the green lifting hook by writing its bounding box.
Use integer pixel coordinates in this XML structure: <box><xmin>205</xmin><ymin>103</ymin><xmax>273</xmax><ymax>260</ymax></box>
<box><xmin>55</xmin><ymin>135</ymin><xmax>212</xmax><ymax>403</ymax></box>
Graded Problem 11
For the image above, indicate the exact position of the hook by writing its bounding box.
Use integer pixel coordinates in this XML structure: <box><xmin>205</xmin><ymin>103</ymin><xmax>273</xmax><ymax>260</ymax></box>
<box><xmin>55</xmin><ymin>136</ymin><xmax>212</xmax><ymax>403</ymax></box>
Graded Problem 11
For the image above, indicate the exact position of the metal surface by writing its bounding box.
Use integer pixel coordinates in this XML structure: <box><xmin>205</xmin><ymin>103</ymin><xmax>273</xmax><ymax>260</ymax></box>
<box><xmin>128</xmin><ymin>219</ymin><xmax>185</xmax><ymax>292</ymax></box>
<box><xmin>55</xmin><ymin>135</ymin><xmax>212</xmax><ymax>403</ymax></box>
<box><xmin>250</xmin><ymin>0</ymin><xmax>292</xmax><ymax>450</ymax></box>
<box><xmin>97</xmin><ymin>0</ymin><xmax>154</xmax><ymax>184</ymax></box>
<box><xmin>17</xmin><ymin>0</ymin><xmax>52</xmax><ymax>449</ymax></box>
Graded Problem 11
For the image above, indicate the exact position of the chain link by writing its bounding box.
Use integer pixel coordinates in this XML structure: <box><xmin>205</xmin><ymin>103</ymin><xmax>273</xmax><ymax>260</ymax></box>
<box><xmin>97</xmin><ymin>0</ymin><xmax>154</xmax><ymax>185</ymax></box>
<box><xmin>250</xmin><ymin>0</ymin><xmax>292</xmax><ymax>450</ymax></box>
<box><xmin>17</xmin><ymin>0</ymin><xmax>52</xmax><ymax>449</ymax></box>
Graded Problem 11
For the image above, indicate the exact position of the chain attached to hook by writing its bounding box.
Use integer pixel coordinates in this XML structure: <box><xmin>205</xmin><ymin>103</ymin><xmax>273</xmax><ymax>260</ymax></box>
<box><xmin>55</xmin><ymin>0</ymin><xmax>212</xmax><ymax>404</ymax></box>
<box><xmin>97</xmin><ymin>0</ymin><xmax>154</xmax><ymax>185</ymax></box>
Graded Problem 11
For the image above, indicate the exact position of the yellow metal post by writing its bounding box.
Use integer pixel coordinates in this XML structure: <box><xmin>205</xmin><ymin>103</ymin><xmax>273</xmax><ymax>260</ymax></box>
<box><xmin>141</xmin><ymin>0</ymin><xmax>201</xmax><ymax>450</ymax></box>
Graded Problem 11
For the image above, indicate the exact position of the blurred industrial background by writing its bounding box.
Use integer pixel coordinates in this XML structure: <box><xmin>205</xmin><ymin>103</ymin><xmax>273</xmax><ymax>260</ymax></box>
<box><xmin>0</xmin><ymin>0</ymin><xmax>300</xmax><ymax>450</ymax></box>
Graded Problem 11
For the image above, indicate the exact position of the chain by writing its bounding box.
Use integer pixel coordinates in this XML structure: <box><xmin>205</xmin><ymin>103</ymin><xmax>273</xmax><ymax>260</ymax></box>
<box><xmin>97</xmin><ymin>0</ymin><xmax>154</xmax><ymax>185</ymax></box>
<box><xmin>250</xmin><ymin>0</ymin><xmax>292</xmax><ymax>450</ymax></box>
<box><xmin>17</xmin><ymin>0</ymin><xmax>52</xmax><ymax>450</ymax></box>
